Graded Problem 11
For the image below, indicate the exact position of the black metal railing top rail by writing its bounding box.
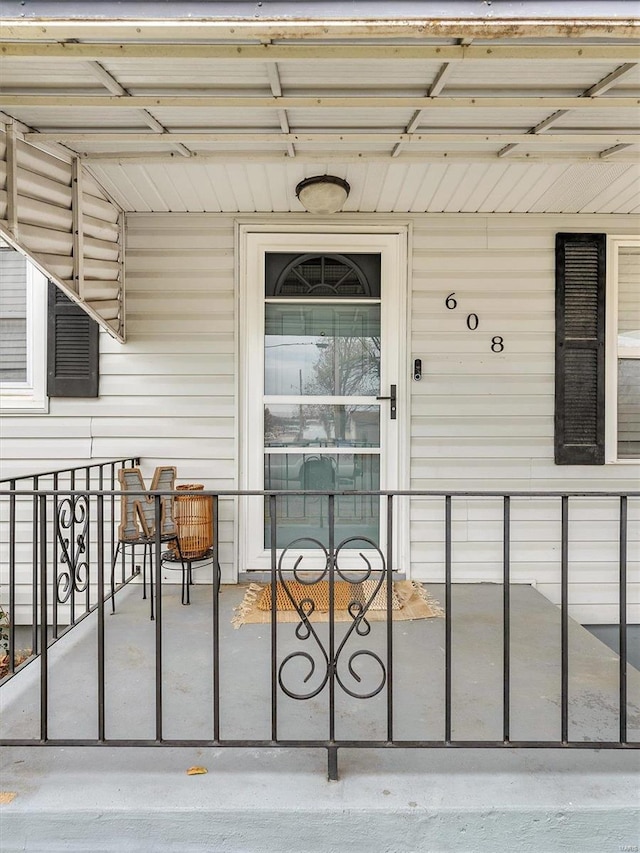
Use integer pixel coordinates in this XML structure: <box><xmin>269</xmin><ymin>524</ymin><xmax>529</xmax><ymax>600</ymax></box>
<box><xmin>0</xmin><ymin>458</ymin><xmax>141</xmax><ymax>488</ymax></box>
<box><xmin>0</xmin><ymin>483</ymin><xmax>638</xmax><ymax>780</ymax></box>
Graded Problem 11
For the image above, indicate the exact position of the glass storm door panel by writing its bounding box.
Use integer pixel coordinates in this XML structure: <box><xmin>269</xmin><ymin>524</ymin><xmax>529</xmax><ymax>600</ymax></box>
<box><xmin>241</xmin><ymin>231</ymin><xmax>406</xmax><ymax>573</ymax></box>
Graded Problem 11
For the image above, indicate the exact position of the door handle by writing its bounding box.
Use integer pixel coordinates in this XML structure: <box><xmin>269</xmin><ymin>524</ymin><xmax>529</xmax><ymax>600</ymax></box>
<box><xmin>376</xmin><ymin>384</ymin><xmax>397</xmax><ymax>420</ymax></box>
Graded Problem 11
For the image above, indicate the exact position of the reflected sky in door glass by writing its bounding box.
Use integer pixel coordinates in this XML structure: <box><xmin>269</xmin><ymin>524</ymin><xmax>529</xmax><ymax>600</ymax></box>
<box><xmin>265</xmin><ymin>304</ymin><xmax>381</xmax><ymax>396</ymax></box>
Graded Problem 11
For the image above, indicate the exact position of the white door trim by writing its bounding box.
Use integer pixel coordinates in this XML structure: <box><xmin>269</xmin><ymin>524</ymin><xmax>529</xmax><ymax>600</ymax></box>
<box><xmin>238</xmin><ymin>223</ymin><xmax>410</xmax><ymax>575</ymax></box>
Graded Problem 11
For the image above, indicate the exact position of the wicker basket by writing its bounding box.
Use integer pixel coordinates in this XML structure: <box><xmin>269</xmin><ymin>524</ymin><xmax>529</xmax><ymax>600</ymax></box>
<box><xmin>174</xmin><ymin>484</ymin><xmax>213</xmax><ymax>559</ymax></box>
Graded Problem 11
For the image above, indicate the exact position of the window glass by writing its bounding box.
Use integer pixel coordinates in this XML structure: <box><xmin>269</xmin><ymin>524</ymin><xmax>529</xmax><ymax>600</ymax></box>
<box><xmin>264</xmin><ymin>453</ymin><xmax>380</xmax><ymax>548</ymax></box>
<box><xmin>264</xmin><ymin>404</ymin><xmax>380</xmax><ymax>447</ymax></box>
<box><xmin>0</xmin><ymin>241</ymin><xmax>47</xmax><ymax>412</ymax></box>
<box><xmin>265</xmin><ymin>253</ymin><xmax>381</xmax><ymax>298</ymax></box>
<box><xmin>265</xmin><ymin>303</ymin><xmax>381</xmax><ymax>397</ymax></box>
<box><xmin>616</xmin><ymin>245</ymin><xmax>640</xmax><ymax>459</ymax></box>
<box><xmin>0</xmin><ymin>245</ymin><xmax>28</xmax><ymax>382</ymax></box>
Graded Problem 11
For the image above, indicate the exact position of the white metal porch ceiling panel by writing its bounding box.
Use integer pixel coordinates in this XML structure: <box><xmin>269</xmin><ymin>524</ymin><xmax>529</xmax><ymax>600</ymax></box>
<box><xmin>276</xmin><ymin>59</ymin><xmax>448</xmax><ymax>90</ymax></box>
<box><xmin>551</xmin><ymin>109</ymin><xmax>640</xmax><ymax>130</ymax></box>
<box><xmin>1</xmin><ymin>21</ymin><xmax>638</xmax><ymax>215</ymax></box>
<box><xmin>446</xmin><ymin>60</ymin><xmax>634</xmax><ymax>90</ymax></box>
<box><xmin>98</xmin><ymin>58</ymin><xmax>271</xmax><ymax>90</ymax></box>
<box><xmin>0</xmin><ymin>58</ymin><xmax>104</xmax><ymax>90</ymax></box>
<box><xmin>84</xmin><ymin>159</ymin><xmax>640</xmax><ymax>215</ymax></box>
<box><xmin>527</xmin><ymin>162</ymin><xmax>639</xmax><ymax>213</ymax></box>
<box><xmin>139</xmin><ymin>108</ymin><xmax>281</xmax><ymax>128</ymax></box>
<box><xmin>6</xmin><ymin>108</ymin><xmax>147</xmax><ymax>130</ymax></box>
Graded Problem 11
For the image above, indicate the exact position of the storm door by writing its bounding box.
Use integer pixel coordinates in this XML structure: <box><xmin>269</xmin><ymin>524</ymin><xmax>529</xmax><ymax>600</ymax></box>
<box><xmin>241</xmin><ymin>230</ymin><xmax>407</xmax><ymax>573</ymax></box>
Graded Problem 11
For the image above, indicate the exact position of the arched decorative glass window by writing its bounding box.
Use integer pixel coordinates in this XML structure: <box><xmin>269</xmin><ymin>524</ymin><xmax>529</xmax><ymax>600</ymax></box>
<box><xmin>265</xmin><ymin>252</ymin><xmax>380</xmax><ymax>298</ymax></box>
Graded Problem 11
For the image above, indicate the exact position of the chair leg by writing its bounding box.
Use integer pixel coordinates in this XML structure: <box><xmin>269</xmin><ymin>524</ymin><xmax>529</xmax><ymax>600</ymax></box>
<box><xmin>142</xmin><ymin>544</ymin><xmax>148</xmax><ymax>600</ymax></box>
<box><xmin>172</xmin><ymin>537</ymin><xmax>190</xmax><ymax>606</ymax></box>
<box><xmin>182</xmin><ymin>563</ymin><xmax>189</xmax><ymax>606</ymax></box>
<box><xmin>148</xmin><ymin>544</ymin><xmax>155</xmax><ymax>621</ymax></box>
<box><xmin>110</xmin><ymin>541</ymin><xmax>122</xmax><ymax>614</ymax></box>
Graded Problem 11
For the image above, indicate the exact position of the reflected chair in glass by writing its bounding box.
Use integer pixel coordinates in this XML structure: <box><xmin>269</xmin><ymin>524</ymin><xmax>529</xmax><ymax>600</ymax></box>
<box><xmin>300</xmin><ymin>455</ymin><xmax>336</xmax><ymax>529</ymax></box>
<box><xmin>110</xmin><ymin>466</ymin><xmax>184</xmax><ymax>619</ymax></box>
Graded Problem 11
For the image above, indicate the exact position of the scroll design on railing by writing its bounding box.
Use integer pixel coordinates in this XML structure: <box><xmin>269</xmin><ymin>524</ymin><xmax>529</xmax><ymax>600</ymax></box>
<box><xmin>334</xmin><ymin>537</ymin><xmax>387</xmax><ymax>700</ymax></box>
<box><xmin>276</xmin><ymin>536</ymin><xmax>387</xmax><ymax>701</ymax></box>
<box><xmin>56</xmin><ymin>495</ymin><xmax>90</xmax><ymax>603</ymax></box>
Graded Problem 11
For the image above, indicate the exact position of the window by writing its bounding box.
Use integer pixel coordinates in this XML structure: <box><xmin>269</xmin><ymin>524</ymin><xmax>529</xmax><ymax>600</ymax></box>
<box><xmin>555</xmin><ymin>233</ymin><xmax>639</xmax><ymax>465</ymax></box>
<box><xmin>0</xmin><ymin>241</ymin><xmax>48</xmax><ymax>413</ymax></box>
<box><xmin>607</xmin><ymin>238</ymin><xmax>640</xmax><ymax>462</ymax></box>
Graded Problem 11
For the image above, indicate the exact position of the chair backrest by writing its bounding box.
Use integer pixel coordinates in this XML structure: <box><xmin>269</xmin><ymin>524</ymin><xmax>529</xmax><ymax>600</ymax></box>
<box><xmin>117</xmin><ymin>466</ymin><xmax>177</xmax><ymax>542</ymax></box>
<box><xmin>301</xmin><ymin>456</ymin><xmax>335</xmax><ymax>490</ymax></box>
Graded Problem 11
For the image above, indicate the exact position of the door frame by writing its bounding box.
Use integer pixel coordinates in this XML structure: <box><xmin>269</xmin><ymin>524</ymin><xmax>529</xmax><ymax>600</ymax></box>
<box><xmin>237</xmin><ymin>222</ymin><xmax>410</xmax><ymax>576</ymax></box>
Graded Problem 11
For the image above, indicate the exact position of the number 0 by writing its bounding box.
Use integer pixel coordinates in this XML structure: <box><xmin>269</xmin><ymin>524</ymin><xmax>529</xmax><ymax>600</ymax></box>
<box><xmin>466</xmin><ymin>313</ymin><xmax>479</xmax><ymax>330</ymax></box>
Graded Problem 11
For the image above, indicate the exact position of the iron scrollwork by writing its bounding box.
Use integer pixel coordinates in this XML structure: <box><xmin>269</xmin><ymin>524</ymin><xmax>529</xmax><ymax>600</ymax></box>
<box><xmin>56</xmin><ymin>496</ymin><xmax>90</xmax><ymax>604</ymax></box>
<box><xmin>277</xmin><ymin>536</ymin><xmax>387</xmax><ymax>702</ymax></box>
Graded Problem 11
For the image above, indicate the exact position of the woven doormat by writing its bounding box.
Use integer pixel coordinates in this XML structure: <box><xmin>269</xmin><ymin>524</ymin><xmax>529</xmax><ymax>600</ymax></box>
<box><xmin>257</xmin><ymin>580</ymin><xmax>401</xmax><ymax>613</ymax></box>
<box><xmin>232</xmin><ymin>580</ymin><xmax>443</xmax><ymax>628</ymax></box>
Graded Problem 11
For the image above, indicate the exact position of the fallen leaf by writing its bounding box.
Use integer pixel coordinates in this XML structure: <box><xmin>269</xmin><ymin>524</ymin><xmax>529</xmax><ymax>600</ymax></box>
<box><xmin>186</xmin><ymin>766</ymin><xmax>207</xmax><ymax>776</ymax></box>
<box><xmin>0</xmin><ymin>793</ymin><xmax>17</xmax><ymax>804</ymax></box>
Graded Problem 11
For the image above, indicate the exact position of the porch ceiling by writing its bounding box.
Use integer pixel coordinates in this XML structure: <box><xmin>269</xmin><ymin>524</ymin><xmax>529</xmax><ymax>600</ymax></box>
<box><xmin>0</xmin><ymin>15</ymin><xmax>639</xmax><ymax>213</ymax></box>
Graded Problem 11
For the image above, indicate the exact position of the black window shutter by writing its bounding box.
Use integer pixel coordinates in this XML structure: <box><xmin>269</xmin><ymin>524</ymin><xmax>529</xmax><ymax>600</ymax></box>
<box><xmin>47</xmin><ymin>282</ymin><xmax>99</xmax><ymax>397</ymax></box>
<box><xmin>555</xmin><ymin>233</ymin><xmax>606</xmax><ymax>465</ymax></box>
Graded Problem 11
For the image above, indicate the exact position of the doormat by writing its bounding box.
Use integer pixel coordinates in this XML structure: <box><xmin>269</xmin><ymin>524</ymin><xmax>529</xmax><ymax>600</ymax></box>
<box><xmin>232</xmin><ymin>580</ymin><xmax>443</xmax><ymax>628</ymax></box>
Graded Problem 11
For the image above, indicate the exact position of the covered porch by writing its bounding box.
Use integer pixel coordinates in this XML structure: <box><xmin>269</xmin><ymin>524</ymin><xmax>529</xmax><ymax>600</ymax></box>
<box><xmin>1</xmin><ymin>2</ymin><xmax>639</xmax><ymax>849</ymax></box>
<box><xmin>1</xmin><ymin>573</ymin><xmax>639</xmax><ymax>851</ymax></box>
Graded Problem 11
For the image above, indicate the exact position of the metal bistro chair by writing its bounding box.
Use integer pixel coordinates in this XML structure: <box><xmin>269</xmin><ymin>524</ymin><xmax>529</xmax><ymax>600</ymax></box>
<box><xmin>110</xmin><ymin>466</ymin><xmax>184</xmax><ymax>619</ymax></box>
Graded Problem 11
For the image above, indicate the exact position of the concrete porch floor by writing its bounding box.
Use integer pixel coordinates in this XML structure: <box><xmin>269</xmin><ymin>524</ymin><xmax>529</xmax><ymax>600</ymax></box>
<box><xmin>0</xmin><ymin>581</ymin><xmax>639</xmax><ymax>852</ymax></box>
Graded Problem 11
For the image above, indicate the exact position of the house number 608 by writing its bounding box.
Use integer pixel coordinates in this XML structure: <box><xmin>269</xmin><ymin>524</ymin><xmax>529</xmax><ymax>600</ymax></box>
<box><xmin>444</xmin><ymin>292</ymin><xmax>504</xmax><ymax>351</ymax></box>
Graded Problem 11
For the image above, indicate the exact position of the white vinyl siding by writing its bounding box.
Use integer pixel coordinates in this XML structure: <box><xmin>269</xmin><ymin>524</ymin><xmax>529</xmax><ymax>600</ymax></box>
<box><xmin>408</xmin><ymin>214</ymin><xmax>640</xmax><ymax>624</ymax></box>
<box><xmin>0</xmin><ymin>212</ymin><xmax>638</xmax><ymax>624</ymax></box>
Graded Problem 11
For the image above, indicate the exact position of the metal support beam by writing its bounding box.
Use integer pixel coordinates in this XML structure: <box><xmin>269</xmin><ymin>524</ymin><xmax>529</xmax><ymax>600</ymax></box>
<box><xmin>1</xmin><ymin>43</ymin><xmax>637</xmax><ymax>62</ymax></box>
<box><xmin>80</xmin><ymin>150</ymin><xmax>640</xmax><ymax>163</ymax></box>
<box><xmin>497</xmin><ymin>62</ymin><xmax>639</xmax><ymax>158</ymax></box>
<box><xmin>585</xmin><ymin>63</ymin><xmax>639</xmax><ymax>97</ymax></box>
<box><xmin>84</xmin><ymin>61</ymin><xmax>193</xmax><ymax>158</ymax></box>
<box><xmin>266</xmin><ymin>62</ymin><xmax>295</xmax><ymax>158</ymax></box>
<box><xmin>600</xmin><ymin>143</ymin><xmax>635</xmax><ymax>158</ymax></box>
<box><xmin>86</xmin><ymin>61</ymin><xmax>127</xmax><ymax>96</ymax></box>
<box><xmin>394</xmin><ymin>58</ymin><xmax>459</xmax><ymax>156</ymax></box>
<box><xmin>1</xmin><ymin>19</ymin><xmax>639</xmax><ymax>42</ymax></box>
<box><xmin>2</xmin><ymin>95</ymin><xmax>637</xmax><ymax>110</ymax></box>
<box><xmin>5</xmin><ymin>121</ymin><xmax>18</xmax><ymax>238</ymax></box>
<box><xmin>429</xmin><ymin>63</ymin><xmax>456</xmax><ymax>98</ymax></box>
<box><xmin>25</xmin><ymin>131</ymin><xmax>640</xmax><ymax>146</ymax></box>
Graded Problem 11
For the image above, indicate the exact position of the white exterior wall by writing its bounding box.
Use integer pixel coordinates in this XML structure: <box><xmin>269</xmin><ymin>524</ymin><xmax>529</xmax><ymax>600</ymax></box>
<box><xmin>0</xmin><ymin>212</ymin><xmax>638</xmax><ymax>622</ymax></box>
<box><xmin>408</xmin><ymin>215</ymin><xmax>639</xmax><ymax>624</ymax></box>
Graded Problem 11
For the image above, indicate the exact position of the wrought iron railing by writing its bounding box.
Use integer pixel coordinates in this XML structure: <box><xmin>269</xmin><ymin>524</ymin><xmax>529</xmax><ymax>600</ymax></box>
<box><xmin>0</xmin><ymin>459</ymin><xmax>139</xmax><ymax>677</ymax></box>
<box><xmin>0</xmin><ymin>478</ymin><xmax>638</xmax><ymax>779</ymax></box>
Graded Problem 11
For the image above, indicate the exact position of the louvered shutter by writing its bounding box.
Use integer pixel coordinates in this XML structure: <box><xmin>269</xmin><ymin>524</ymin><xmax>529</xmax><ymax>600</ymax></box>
<box><xmin>555</xmin><ymin>233</ymin><xmax>606</xmax><ymax>465</ymax></box>
<box><xmin>47</xmin><ymin>282</ymin><xmax>99</xmax><ymax>397</ymax></box>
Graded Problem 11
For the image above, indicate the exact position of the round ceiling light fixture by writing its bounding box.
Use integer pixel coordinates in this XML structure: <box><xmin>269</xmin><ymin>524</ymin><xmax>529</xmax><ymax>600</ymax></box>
<box><xmin>295</xmin><ymin>175</ymin><xmax>350</xmax><ymax>214</ymax></box>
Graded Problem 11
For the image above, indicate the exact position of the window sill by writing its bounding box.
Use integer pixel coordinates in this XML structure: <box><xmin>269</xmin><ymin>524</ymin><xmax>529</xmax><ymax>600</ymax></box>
<box><xmin>0</xmin><ymin>395</ymin><xmax>49</xmax><ymax>415</ymax></box>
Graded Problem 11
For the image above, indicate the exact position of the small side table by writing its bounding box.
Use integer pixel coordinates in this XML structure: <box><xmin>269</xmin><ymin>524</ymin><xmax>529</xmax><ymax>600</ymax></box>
<box><xmin>160</xmin><ymin>548</ymin><xmax>220</xmax><ymax>605</ymax></box>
